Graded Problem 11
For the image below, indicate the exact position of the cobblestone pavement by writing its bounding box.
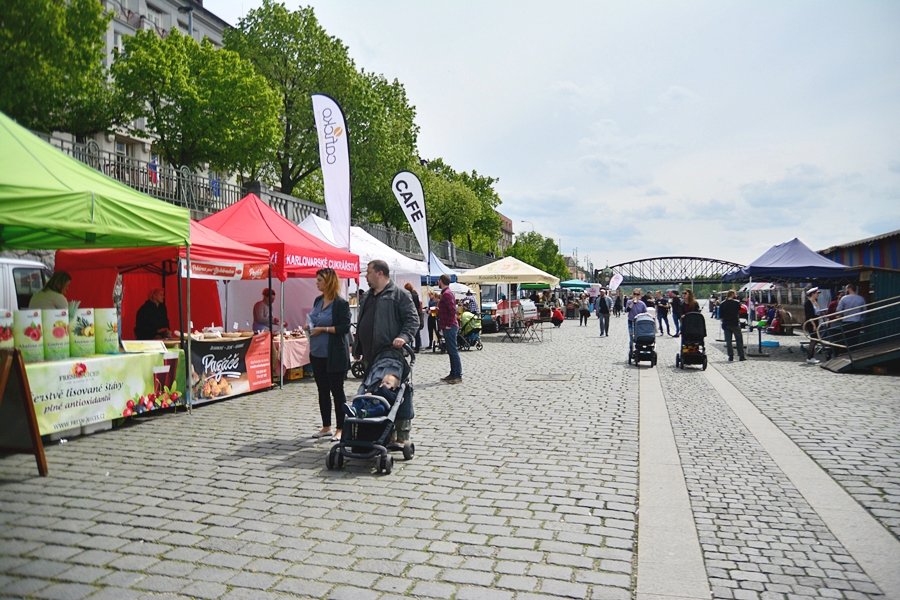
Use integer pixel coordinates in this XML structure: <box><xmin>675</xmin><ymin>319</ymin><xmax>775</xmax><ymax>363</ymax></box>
<box><xmin>0</xmin><ymin>309</ymin><xmax>898</xmax><ymax>599</ymax></box>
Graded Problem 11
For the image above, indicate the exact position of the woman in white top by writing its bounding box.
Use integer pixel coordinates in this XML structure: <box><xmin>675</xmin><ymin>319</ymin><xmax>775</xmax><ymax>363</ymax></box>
<box><xmin>29</xmin><ymin>271</ymin><xmax>71</xmax><ymax>309</ymax></box>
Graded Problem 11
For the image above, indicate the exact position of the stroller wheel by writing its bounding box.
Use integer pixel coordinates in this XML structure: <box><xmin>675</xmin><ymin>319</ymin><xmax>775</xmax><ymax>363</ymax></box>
<box><xmin>702</xmin><ymin>356</ymin><xmax>708</xmax><ymax>371</ymax></box>
<box><xmin>675</xmin><ymin>354</ymin><xmax>681</xmax><ymax>368</ymax></box>
<box><xmin>326</xmin><ymin>446</ymin><xmax>341</xmax><ymax>470</ymax></box>
<box><xmin>380</xmin><ymin>454</ymin><xmax>394</xmax><ymax>475</ymax></box>
<box><xmin>402</xmin><ymin>442</ymin><xmax>415</xmax><ymax>461</ymax></box>
<box><xmin>351</xmin><ymin>361</ymin><xmax>366</xmax><ymax>379</ymax></box>
<box><xmin>475</xmin><ymin>340</ymin><xmax>483</xmax><ymax>350</ymax></box>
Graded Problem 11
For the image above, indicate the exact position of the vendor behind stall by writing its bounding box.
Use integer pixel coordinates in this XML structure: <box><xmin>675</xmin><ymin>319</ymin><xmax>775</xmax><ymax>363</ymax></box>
<box><xmin>29</xmin><ymin>271</ymin><xmax>71</xmax><ymax>309</ymax></box>
<box><xmin>253</xmin><ymin>288</ymin><xmax>279</xmax><ymax>332</ymax></box>
<box><xmin>135</xmin><ymin>288</ymin><xmax>170</xmax><ymax>339</ymax></box>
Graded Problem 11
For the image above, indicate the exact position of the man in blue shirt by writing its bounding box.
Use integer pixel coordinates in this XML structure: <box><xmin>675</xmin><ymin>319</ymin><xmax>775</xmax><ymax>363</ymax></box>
<box><xmin>835</xmin><ymin>283</ymin><xmax>866</xmax><ymax>352</ymax></box>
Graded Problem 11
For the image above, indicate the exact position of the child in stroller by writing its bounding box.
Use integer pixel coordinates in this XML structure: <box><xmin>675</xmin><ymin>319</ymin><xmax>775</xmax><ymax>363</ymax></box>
<box><xmin>458</xmin><ymin>308</ymin><xmax>483</xmax><ymax>350</ymax></box>
<box><xmin>433</xmin><ymin>308</ymin><xmax>484</xmax><ymax>352</ymax></box>
<box><xmin>676</xmin><ymin>311</ymin><xmax>708</xmax><ymax>370</ymax></box>
<box><xmin>629</xmin><ymin>313</ymin><xmax>658</xmax><ymax>367</ymax></box>
<box><xmin>326</xmin><ymin>347</ymin><xmax>415</xmax><ymax>475</ymax></box>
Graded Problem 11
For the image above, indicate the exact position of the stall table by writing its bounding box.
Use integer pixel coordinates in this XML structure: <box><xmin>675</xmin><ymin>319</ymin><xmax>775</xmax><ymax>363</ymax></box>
<box><xmin>274</xmin><ymin>335</ymin><xmax>310</xmax><ymax>371</ymax></box>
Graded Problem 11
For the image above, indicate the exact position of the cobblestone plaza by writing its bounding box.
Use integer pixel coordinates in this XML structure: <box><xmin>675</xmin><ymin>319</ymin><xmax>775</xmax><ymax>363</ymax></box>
<box><xmin>1</xmin><ymin>310</ymin><xmax>898</xmax><ymax>600</ymax></box>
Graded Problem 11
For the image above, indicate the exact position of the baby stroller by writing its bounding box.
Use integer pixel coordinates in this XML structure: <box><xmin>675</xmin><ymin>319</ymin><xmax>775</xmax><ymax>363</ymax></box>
<box><xmin>348</xmin><ymin>324</ymin><xmax>366</xmax><ymax>378</ymax></box>
<box><xmin>326</xmin><ymin>346</ymin><xmax>416</xmax><ymax>475</ymax></box>
<box><xmin>629</xmin><ymin>313</ymin><xmax>658</xmax><ymax>367</ymax></box>
<box><xmin>458</xmin><ymin>310</ymin><xmax>483</xmax><ymax>350</ymax></box>
<box><xmin>676</xmin><ymin>312</ymin><xmax>707</xmax><ymax>370</ymax></box>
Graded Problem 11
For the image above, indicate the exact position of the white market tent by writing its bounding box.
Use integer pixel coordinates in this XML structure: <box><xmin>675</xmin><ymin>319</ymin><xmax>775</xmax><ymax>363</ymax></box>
<box><xmin>298</xmin><ymin>215</ymin><xmax>427</xmax><ymax>290</ymax></box>
<box><xmin>457</xmin><ymin>256</ymin><xmax>560</xmax><ymax>287</ymax></box>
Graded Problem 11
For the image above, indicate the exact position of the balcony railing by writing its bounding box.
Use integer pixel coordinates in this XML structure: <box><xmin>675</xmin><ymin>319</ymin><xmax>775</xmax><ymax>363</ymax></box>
<box><xmin>39</xmin><ymin>133</ymin><xmax>495</xmax><ymax>268</ymax></box>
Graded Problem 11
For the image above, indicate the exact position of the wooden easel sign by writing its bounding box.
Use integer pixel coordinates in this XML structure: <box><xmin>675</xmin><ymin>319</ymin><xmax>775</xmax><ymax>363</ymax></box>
<box><xmin>0</xmin><ymin>349</ymin><xmax>48</xmax><ymax>476</ymax></box>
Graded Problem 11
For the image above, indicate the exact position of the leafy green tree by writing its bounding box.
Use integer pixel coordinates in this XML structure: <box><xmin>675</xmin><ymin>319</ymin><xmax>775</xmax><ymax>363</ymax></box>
<box><xmin>112</xmin><ymin>30</ymin><xmax>280</xmax><ymax>174</ymax></box>
<box><xmin>347</xmin><ymin>70</ymin><xmax>420</xmax><ymax>225</ymax></box>
<box><xmin>224</xmin><ymin>1</ymin><xmax>358</xmax><ymax>194</ymax></box>
<box><xmin>505</xmin><ymin>232</ymin><xmax>569</xmax><ymax>279</ymax></box>
<box><xmin>0</xmin><ymin>0</ymin><xmax>115</xmax><ymax>136</ymax></box>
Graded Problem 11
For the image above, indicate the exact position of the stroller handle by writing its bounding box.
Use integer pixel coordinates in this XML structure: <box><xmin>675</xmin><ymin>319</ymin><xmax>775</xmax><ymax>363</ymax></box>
<box><xmin>402</xmin><ymin>343</ymin><xmax>416</xmax><ymax>366</ymax></box>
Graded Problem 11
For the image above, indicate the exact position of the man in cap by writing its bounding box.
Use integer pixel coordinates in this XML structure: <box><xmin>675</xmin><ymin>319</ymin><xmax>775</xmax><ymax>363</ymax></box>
<box><xmin>803</xmin><ymin>287</ymin><xmax>821</xmax><ymax>365</ymax></box>
<box><xmin>835</xmin><ymin>282</ymin><xmax>866</xmax><ymax>352</ymax></box>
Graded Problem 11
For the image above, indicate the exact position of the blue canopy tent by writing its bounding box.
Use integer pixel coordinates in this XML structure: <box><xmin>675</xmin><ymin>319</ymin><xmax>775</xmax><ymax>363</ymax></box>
<box><xmin>560</xmin><ymin>279</ymin><xmax>591</xmax><ymax>289</ymax></box>
<box><xmin>421</xmin><ymin>251</ymin><xmax>457</xmax><ymax>285</ymax></box>
<box><xmin>724</xmin><ymin>238</ymin><xmax>849</xmax><ymax>281</ymax></box>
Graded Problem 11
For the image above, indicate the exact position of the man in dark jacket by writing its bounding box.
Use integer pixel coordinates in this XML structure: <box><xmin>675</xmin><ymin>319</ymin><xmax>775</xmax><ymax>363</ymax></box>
<box><xmin>353</xmin><ymin>260</ymin><xmax>420</xmax><ymax>442</ymax></box>
<box><xmin>718</xmin><ymin>290</ymin><xmax>745</xmax><ymax>362</ymax></box>
<box><xmin>438</xmin><ymin>274</ymin><xmax>462</xmax><ymax>383</ymax></box>
<box><xmin>669</xmin><ymin>290</ymin><xmax>683</xmax><ymax>337</ymax></box>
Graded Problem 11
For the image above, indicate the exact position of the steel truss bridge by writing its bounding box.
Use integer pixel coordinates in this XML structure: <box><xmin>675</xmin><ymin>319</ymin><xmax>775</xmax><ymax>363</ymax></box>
<box><xmin>602</xmin><ymin>256</ymin><xmax>745</xmax><ymax>286</ymax></box>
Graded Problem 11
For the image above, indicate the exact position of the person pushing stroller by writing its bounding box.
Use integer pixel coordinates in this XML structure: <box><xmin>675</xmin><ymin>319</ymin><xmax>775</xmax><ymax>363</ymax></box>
<box><xmin>352</xmin><ymin>260</ymin><xmax>420</xmax><ymax>442</ymax></box>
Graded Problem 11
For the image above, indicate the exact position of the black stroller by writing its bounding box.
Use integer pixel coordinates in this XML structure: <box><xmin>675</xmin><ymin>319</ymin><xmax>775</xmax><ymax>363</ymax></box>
<box><xmin>629</xmin><ymin>313</ymin><xmax>658</xmax><ymax>367</ymax></box>
<box><xmin>676</xmin><ymin>312</ymin><xmax>708</xmax><ymax>370</ymax></box>
<box><xmin>326</xmin><ymin>346</ymin><xmax>416</xmax><ymax>475</ymax></box>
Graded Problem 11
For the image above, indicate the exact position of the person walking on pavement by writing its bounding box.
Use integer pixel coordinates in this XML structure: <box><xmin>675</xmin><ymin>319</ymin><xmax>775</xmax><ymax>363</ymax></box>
<box><xmin>596</xmin><ymin>289</ymin><xmax>611</xmax><ymax>336</ymax></box>
<box><xmin>719</xmin><ymin>290</ymin><xmax>746</xmax><ymax>362</ymax></box>
<box><xmin>626</xmin><ymin>289</ymin><xmax>647</xmax><ymax>356</ymax></box>
<box><xmin>578</xmin><ymin>293</ymin><xmax>591</xmax><ymax>326</ymax></box>
<box><xmin>655</xmin><ymin>290</ymin><xmax>671</xmax><ymax>336</ymax></box>
<box><xmin>438</xmin><ymin>274</ymin><xmax>462</xmax><ymax>383</ymax></box>
<box><xmin>669</xmin><ymin>290</ymin><xmax>683</xmax><ymax>336</ymax></box>
<box><xmin>613</xmin><ymin>291</ymin><xmax>623</xmax><ymax>318</ymax></box>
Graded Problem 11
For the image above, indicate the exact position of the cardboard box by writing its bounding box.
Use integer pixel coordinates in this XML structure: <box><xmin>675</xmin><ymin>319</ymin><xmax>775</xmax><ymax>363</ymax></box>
<box><xmin>286</xmin><ymin>366</ymin><xmax>304</xmax><ymax>380</ymax></box>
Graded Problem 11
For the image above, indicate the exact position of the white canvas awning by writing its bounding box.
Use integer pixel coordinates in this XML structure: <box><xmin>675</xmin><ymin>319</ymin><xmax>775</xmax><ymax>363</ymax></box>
<box><xmin>457</xmin><ymin>256</ymin><xmax>560</xmax><ymax>287</ymax></box>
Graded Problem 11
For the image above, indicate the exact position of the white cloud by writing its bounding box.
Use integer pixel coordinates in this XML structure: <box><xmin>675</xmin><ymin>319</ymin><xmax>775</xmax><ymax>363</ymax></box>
<box><xmin>204</xmin><ymin>0</ymin><xmax>900</xmax><ymax>267</ymax></box>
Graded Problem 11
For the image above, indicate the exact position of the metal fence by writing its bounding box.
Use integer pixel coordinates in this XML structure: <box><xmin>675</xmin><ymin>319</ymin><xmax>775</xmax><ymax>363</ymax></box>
<box><xmin>39</xmin><ymin>132</ymin><xmax>495</xmax><ymax>268</ymax></box>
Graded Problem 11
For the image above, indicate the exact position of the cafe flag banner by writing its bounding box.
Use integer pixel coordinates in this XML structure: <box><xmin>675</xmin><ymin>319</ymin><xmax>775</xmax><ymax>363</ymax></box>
<box><xmin>392</xmin><ymin>171</ymin><xmax>430</xmax><ymax>270</ymax></box>
<box><xmin>312</xmin><ymin>94</ymin><xmax>351</xmax><ymax>251</ymax></box>
<box><xmin>608</xmin><ymin>273</ymin><xmax>623</xmax><ymax>291</ymax></box>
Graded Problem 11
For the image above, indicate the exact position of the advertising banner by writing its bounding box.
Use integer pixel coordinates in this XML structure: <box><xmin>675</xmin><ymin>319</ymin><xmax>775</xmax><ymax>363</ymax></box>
<box><xmin>392</xmin><ymin>171</ymin><xmax>429</xmax><ymax>267</ymax></box>
<box><xmin>0</xmin><ymin>310</ymin><xmax>13</xmax><ymax>350</ymax></box>
<box><xmin>312</xmin><ymin>94</ymin><xmax>351</xmax><ymax>251</ymax></box>
<box><xmin>14</xmin><ymin>309</ymin><xmax>43</xmax><ymax>363</ymax></box>
<box><xmin>94</xmin><ymin>308</ymin><xmax>119</xmax><ymax>354</ymax></box>
<box><xmin>179</xmin><ymin>260</ymin><xmax>270</xmax><ymax>280</ymax></box>
<box><xmin>190</xmin><ymin>332</ymin><xmax>271</xmax><ymax>405</ymax></box>
<box><xmin>42</xmin><ymin>308</ymin><xmax>69</xmax><ymax>361</ymax></box>
<box><xmin>27</xmin><ymin>350</ymin><xmax>185</xmax><ymax>435</ymax></box>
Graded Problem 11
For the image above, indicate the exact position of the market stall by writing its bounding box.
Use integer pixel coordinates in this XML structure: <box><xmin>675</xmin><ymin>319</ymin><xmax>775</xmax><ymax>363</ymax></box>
<box><xmin>0</xmin><ymin>109</ymin><xmax>191</xmax><ymax>440</ymax></box>
<box><xmin>56</xmin><ymin>220</ymin><xmax>274</xmax><ymax>406</ymax></box>
<box><xmin>200</xmin><ymin>194</ymin><xmax>360</xmax><ymax>384</ymax></box>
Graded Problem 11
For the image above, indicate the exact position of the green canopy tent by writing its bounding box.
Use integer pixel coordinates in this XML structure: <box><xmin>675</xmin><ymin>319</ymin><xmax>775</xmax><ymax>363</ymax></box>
<box><xmin>0</xmin><ymin>110</ymin><xmax>194</xmax><ymax>411</ymax></box>
<box><xmin>0</xmin><ymin>110</ymin><xmax>189</xmax><ymax>249</ymax></box>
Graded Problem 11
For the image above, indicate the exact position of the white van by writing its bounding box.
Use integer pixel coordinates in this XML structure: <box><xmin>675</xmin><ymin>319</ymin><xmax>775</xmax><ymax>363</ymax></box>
<box><xmin>0</xmin><ymin>258</ymin><xmax>52</xmax><ymax>310</ymax></box>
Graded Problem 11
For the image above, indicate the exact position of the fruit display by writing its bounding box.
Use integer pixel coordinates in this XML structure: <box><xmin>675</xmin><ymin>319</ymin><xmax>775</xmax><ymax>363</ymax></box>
<box><xmin>121</xmin><ymin>388</ymin><xmax>183</xmax><ymax>418</ymax></box>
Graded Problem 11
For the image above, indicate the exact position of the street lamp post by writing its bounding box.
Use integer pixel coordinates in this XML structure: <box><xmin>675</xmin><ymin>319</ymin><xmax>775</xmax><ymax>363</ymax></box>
<box><xmin>520</xmin><ymin>220</ymin><xmax>535</xmax><ymax>233</ymax></box>
<box><xmin>178</xmin><ymin>3</ymin><xmax>194</xmax><ymax>39</ymax></box>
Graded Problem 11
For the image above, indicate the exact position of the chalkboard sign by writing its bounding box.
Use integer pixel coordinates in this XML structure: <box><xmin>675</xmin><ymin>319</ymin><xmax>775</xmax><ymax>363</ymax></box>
<box><xmin>0</xmin><ymin>349</ymin><xmax>48</xmax><ymax>476</ymax></box>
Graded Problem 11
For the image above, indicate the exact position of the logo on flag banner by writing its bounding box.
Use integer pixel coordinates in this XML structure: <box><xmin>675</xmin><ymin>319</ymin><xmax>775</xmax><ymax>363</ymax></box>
<box><xmin>312</xmin><ymin>94</ymin><xmax>351</xmax><ymax>250</ymax></box>
<box><xmin>608</xmin><ymin>273</ymin><xmax>623</xmax><ymax>291</ymax></box>
<box><xmin>392</xmin><ymin>171</ymin><xmax>429</xmax><ymax>269</ymax></box>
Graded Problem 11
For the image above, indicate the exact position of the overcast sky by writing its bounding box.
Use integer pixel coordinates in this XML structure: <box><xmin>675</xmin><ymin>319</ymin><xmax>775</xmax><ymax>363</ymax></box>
<box><xmin>205</xmin><ymin>0</ymin><xmax>900</xmax><ymax>270</ymax></box>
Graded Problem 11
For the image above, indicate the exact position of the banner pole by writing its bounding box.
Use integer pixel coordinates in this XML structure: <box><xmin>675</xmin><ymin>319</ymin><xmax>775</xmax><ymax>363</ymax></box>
<box><xmin>185</xmin><ymin>245</ymin><xmax>192</xmax><ymax>415</ymax></box>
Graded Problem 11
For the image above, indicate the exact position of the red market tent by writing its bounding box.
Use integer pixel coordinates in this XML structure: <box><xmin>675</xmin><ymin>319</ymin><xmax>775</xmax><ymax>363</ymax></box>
<box><xmin>200</xmin><ymin>193</ymin><xmax>359</xmax><ymax>281</ymax></box>
<box><xmin>56</xmin><ymin>220</ymin><xmax>272</xmax><ymax>337</ymax></box>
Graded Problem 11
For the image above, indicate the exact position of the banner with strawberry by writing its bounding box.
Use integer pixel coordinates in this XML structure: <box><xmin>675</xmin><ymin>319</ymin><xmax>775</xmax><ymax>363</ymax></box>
<box><xmin>14</xmin><ymin>309</ymin><xmax>44</xmax><ymax>362</ymax></box>
<box><xmin>26</xmin><ymin>350</ymin><xmax>185</xmax><ymax>436</ymax></box>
